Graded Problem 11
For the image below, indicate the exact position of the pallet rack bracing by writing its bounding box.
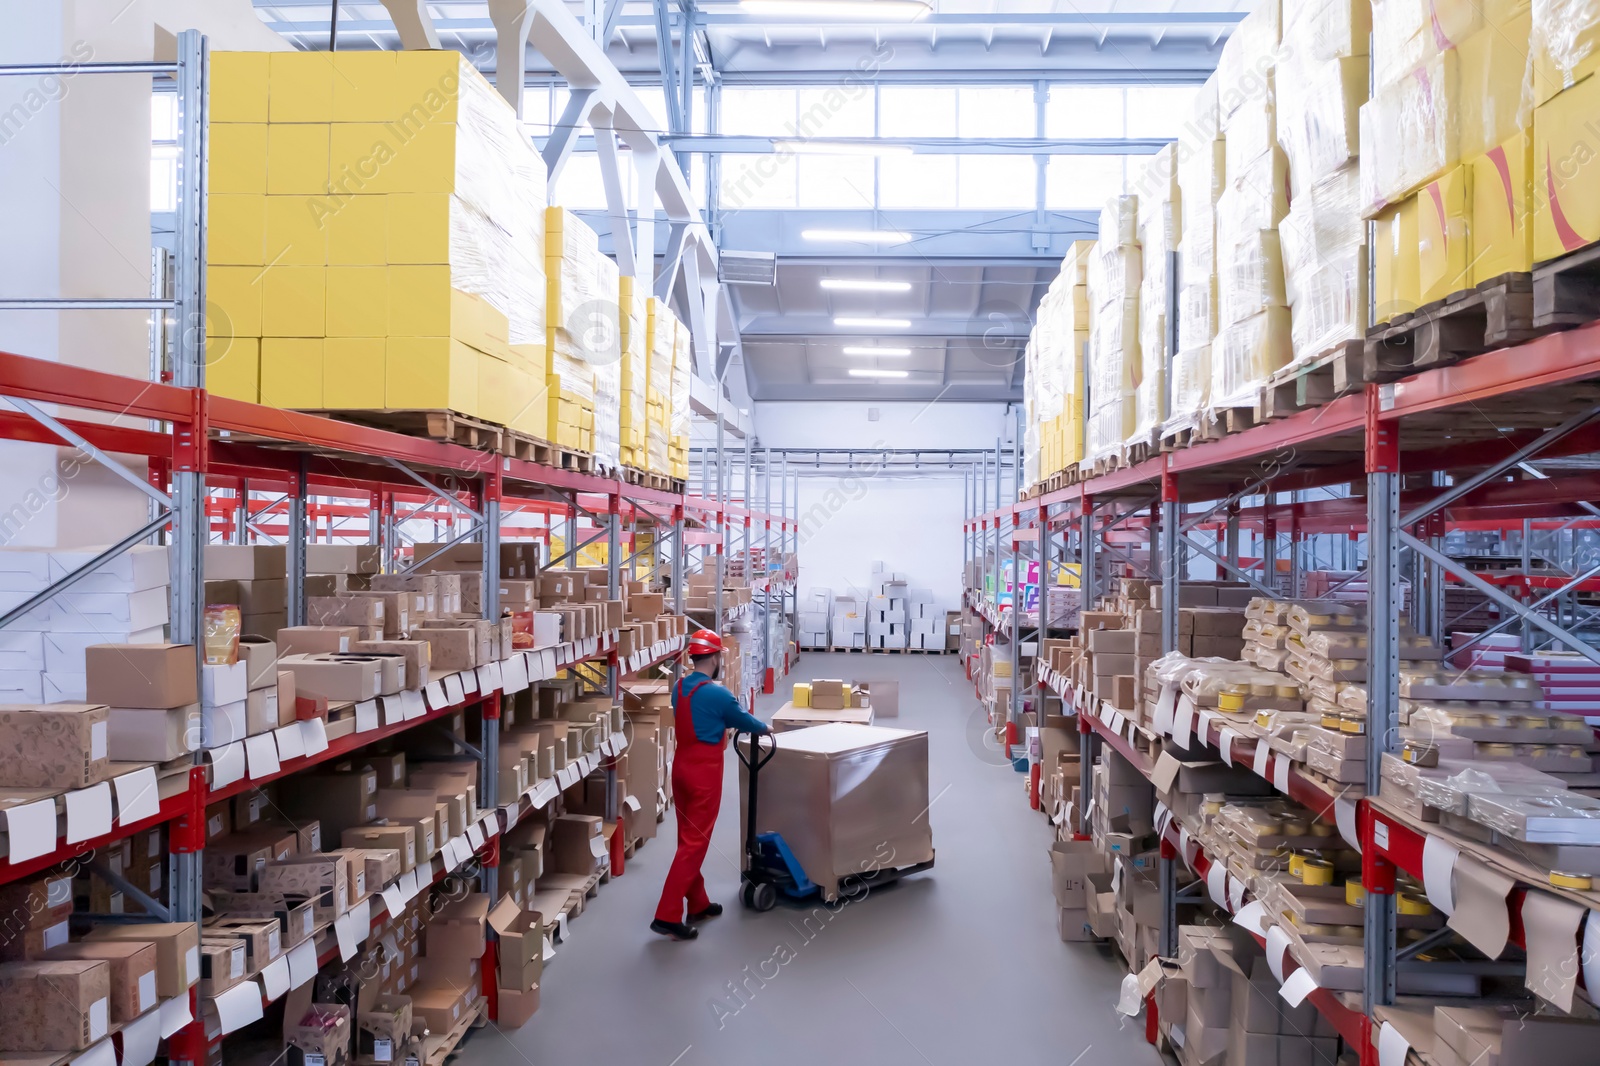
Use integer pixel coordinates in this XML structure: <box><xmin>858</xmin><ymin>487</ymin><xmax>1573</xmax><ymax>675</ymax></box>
<box><xmin>963</xmin><ymin>325</ymin><xmax>1600</xmax><ymax>1064</ymax></box>
<box><xmin>0</xmin><ymin>30</ymin><xmax>801</xmax><ymax>1064</ymax></box>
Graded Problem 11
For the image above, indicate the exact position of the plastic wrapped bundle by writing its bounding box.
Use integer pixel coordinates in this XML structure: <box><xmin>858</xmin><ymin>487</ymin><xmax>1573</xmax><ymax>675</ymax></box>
<box><xmin>1218</xmin><ymin>150</ymin><xmax>1290</xmax><ymax>235</ymax></box>
<box><xmin>1088</xmin><ymin>242</ymin><xmax>1142</xmax><ymax>309</ymax></box>
<box><xmin>1085</xmin><ymin>398</ymin><xmax>1131</xmax><ymax>464</ymax></box>
<box><xmin>1097</xmin><ymin>194</ymin><xmax>1140</xmax><ymax>247</ymax></box>
<box><xmin>1223</xmin><ymin>90</ymin><xmax>1278</xmax><ymax>179</ymax></box>
<box><xmin>1211</xmin><ymin>308</ymin><xmax>1291</xmax><ymax>410</ymax></box>
<box><xmin>1531</xmin><ymin>0</ymin><xmax>1600</xmax><ymax>103</ymax></box>
<box><xmin>1135</xmin><ymin>145</ymin><xmax>1181</xmax><ymax>256</ymax></box>
<box><xmin>1216</xmin><ymin>0</ymin><xmax>1283</xmax><ymax>121</ymax></box>
<box><xmin>1217</xmin><ymin>230</ymin><xmax>1287</xmax><ymax>328</ymax></box>
<box><xmin>1167</xmin><ymin>346</ymin><xmax>1210</xmax><ymax>431</ymax></box>
<box><xmin>1089</xmin><ymin>298</ymin><xmax>1139</xmax><ymax>400</ymax></box>
<box><xmin>1370</xmin><ymin>0</ymin><xmax>1515</xmax><ymax>91</ymax></box>
<box><xmin>618</xmin><ymin>277</ymin><xmax>648</xmax><ymax>469</ymax></box>
<box><xmin>1276</xmin><ymin>55</ymin><xmax>1367</xmax><ymax>197</ymax></box>
<box><xmin>669</xmin><ymin>327</ymin><xmax>691</xmax><ymax>477</ymax></box>
<box><xmin>1280</xmin><ymin>0</ymin><xmax>1373</xmax><ymax>63</ymax></box>
<box><xmin>1280</xmin><ymin>167</ymin><xmax>1367</xmax><ymax>363</ymax></box>
<box><xmin>546</xmin><ymin>207</ymin><xmax>615</xmax><ymax>448</ymax></box>
<box><xmin>1133</xmin><ymin>285</ymin><xmax>1167</xmax><ymax>439</ymax></box>
<box><xmin>1023</xmin><ymin>339</ymin><xmax>1042</xmax><ymax>488</ymax></box>
<box><xmin>645</xmin><ymin>299</ymin><xmax>678</xmax><ymax>475</ymax></box>
<box><xmin>1178</xmin><ymin>278</ymin><xmax>1218</xmax><ymax>351</ymax></box>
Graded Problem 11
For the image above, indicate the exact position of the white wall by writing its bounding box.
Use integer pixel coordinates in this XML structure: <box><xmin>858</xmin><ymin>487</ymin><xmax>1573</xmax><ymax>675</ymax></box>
<box><xmin>756</xmin><ymin>401</ymin><xmax>1017</xmax><ymax>451</ymax></box>
<box><xmin>795</xmin><ymin>472</ymin><xmax>967</xmax><ymax>615</ymax></box>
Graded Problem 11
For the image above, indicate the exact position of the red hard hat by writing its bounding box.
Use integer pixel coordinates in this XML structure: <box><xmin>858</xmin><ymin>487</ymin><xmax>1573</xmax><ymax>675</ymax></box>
<box><xmin>687</xmin><ymin>629</ymin><xmax>723</xmax><ymax>657</ymax></box>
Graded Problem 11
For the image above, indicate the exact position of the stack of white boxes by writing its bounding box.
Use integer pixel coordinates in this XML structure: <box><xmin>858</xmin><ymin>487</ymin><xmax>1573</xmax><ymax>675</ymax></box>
<box><xmin>0</xmin><ymin>545</ymin><xmax>171</xmax><ymax>702</ymax></box>
<box><xmin>868</xmin><ymin>570</ymin><xmax>910</xmax><ymax>650</ymax></box>
<box><xmin>908</xmin><ymin>589</ymin><xmax>941</xmax><ymax>650</ymax></box>
<box><xmin>831</xmin><ymin>594</ymin><xmax>865</xmax><ymax>648</ymax></box>
<box><xmin>798</xmin><ymin>589</ymin><xmax>831</xmax><ymax>648</ymax></box>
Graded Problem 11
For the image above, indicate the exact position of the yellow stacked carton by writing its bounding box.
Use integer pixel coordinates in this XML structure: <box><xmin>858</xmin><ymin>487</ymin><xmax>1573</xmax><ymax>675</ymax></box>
<box><xmin>546</xmin><ymin>207</ymin><xmax>621</xmax><ymax>453</ymax></box>
<box><xmin>618</xmin><ymin>277</ymin><xmax>649</xmax><ymax>470</ymax></box>
<box><xmin>1532</xmin><ymin>0</ymin><xmax>1600</xmax><ymax>261</ymax></box>
<box><xmin>1024</xmin><ymin>240</ymin><xmax>1091</xmax><ymax>480</ymax></box>
<box><xmin>206</xmin><ymin>50</ymin><xmax>549</xmax><ymax>438</ymax></box>
<box><xmin>645</xmin><ymin>298</ymin><xmax>678</xmax><ymax>476</ymax></box>
<box><xmin>1084</xmin><ymin>197</ymin><xmax>1141</xmax><ymax>466</ymax></box>
<box><xmin>1171</xmin><ymin>81</ymin><xmax>1223</xmax><ymax>433</ymax></box>
<box><xmin>669</xmin><ymin>326</ymin><xmax>692</xmax><ymax>480</ymax></box>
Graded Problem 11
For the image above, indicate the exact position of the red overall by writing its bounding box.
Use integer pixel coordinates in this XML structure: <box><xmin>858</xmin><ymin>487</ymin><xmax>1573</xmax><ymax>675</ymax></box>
<box><xmin>654</xmin><ymin>679</ymin><xmax>726</xmax><ymax>923</ymax></box>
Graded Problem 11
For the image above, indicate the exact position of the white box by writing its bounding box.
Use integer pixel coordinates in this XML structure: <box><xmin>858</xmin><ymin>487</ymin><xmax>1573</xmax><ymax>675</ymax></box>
<box><xmin>202</xmin><ymin>661</ymin><xmax>249</xmax><ymax>707</ymax></box>
<box><xmin>891</xmin><ymin>572</ymin><xmax>907</xmax><ymax>583</ymax></box>
<box><xmin>202</xmin><ymin>700</ymin><xmax>248</xmax><ymax>748</ymax></box>
<box><xmin>0</xmin><ymin>631</ymin><xmax>44</xmax><ymax>671</ymax></box>
<box><xmin>0</xmin><ymin>669</ymin><xmax>43</xmax><ymax>702</ymax></box>
<box><xmin>531</xmin><ymin>611</ymin><xmax>561</xmax><ymax>647</ymax></box>
<box><xmin>0</xmin><ymin>548</ymin><xmax>51</xmax><ymax>591</ymax></box>
<box><xmin>52</xmin><ymin>585</ymin><xmax>169</xmax><ymax>631</ymax></box>
<box><xmin>49</xmin><ymin>544</ymin><xmax>170</xmax><ymax>593</ymax></box>
<box><xmin>44</xmin><ymin>627</ymin><xmax>164</xmax><ymax>674</ymax></box>
<box><xmin>43</xmin><ymin>672</ymin><xmax>87</xmax><ymax>702</ymax></box>
<box><xmin>883</xmin><ymin>632</ymin><xmax>907</xmax><ymax>649</ymax></box>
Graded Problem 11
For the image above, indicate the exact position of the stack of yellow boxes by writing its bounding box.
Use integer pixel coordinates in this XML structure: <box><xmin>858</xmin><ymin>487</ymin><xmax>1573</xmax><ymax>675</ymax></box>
<box><xmin>1276</xmin><ymin>0</ymin><xmax>1369</xmax><ymax>361</ymax></box>
<box><xmin>645</xmin><ymin>298</ymin><xmax>678</xmax><ymax>476</ymax></box>
<box><xmin>1028</xmin><ymin>240</ymin><xmax>1091</xmax><ymax>478</ymax></box>
<box><xmin>1532</xmin><ymin>2</ymin><xmax>1600</xmax><ymax>262</ymax></box>
<box><xmin>545</xmin><ymin>207</ymin><xmax>618</xmax><ymax>453</ymax></box>
<box><xmin>618</xmin><ymin>277</ymin><xmax>649</xmax><ymax>471</ymax></box>
<box><xmin>204</xmin><ymin>50</ymin><xmax>549</xmax><ymax>437</ymax></box>
<box><xmin>669</xmin><ymin>325</ymin><xmax>692</xmax><ymax>480</ymax></box>
<box><xmin>1211</xmin><ymin>1</ymin><xmax>1292</xmax><ymax>416</ymax></box>
<box><xmin>1132</xmin><ymin>144</ymin><xmax>1180</xmax><ymax>444</ymax></box>
<box><xmin>1361</xmin><ymin>0</ymin><xmax>1537</xmax><ymax>319</ymax></box>
<box><xmin>1172</xmin><ymin>81</ymin><xmax>1223</xmax><ymax>431</ymax></box>
<box><xmin>1084</xmin><ymin>197</ymin><xmax>1141</xmax><ymax>466</ymax></box>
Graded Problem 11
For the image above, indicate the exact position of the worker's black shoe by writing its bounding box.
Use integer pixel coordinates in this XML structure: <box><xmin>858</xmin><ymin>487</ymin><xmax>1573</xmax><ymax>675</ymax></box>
<box><xmin>650</xmin><ymin>919</ymin><xmax>698</xmax><ymax>941</ymax></box>
<box><xmin>688</xmin><ymin>902</ymin><xmax>724</xmax><ymax>922</ymax></box>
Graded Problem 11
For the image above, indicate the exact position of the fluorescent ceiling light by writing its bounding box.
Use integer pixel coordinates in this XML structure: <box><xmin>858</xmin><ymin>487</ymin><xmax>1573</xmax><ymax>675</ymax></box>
<box><xmin>821</xmin><ymin>279</ymin><xmax>913</xmax><ymax>293</ymax></box>
<box><xmin>842</xmin><ymin>345</ymin><xmax>912</xmax><ymax>356</ymax></box>
<box><xmin>849</xmin><ymin>368</ymin><xmax>910</xmax><ymax>379</ymax></box>
<box><xmin>834</xmin><ymin>316</ymin><xmax>911</xmax><ymax>328</ymax></box>
<box><xmin>740</xmin><ymin>0</ymin><xmax>931</xmax><ymax>21</ymax></box>
<box><xmin>801</xmin><ymin>228</ymin><xmax>911</xmax><ymax>244</ymax></box>
<box><xmin>775</xmin><ymin>139</ymin><xmax>914</xmax><ymax>157</ymax></box>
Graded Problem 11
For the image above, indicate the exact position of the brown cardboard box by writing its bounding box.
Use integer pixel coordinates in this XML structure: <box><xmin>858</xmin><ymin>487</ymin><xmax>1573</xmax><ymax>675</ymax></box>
<box><xmin>374</xmin><ymin>789</ymin><xmax>443</xmax><ymax>864</ymax></box>
<box><xmin>276</xmin><ymin>625</ymin><xmax>363</xmax><ymax>657</ymax></box>
<box><xmin>422</xmin><ymin>893</ymin><xmax>488</xmax><ymax>968</ymax></box>
<box><xmin>237</xmin><ymin>637</ymin><xmax>278</xmax><ymax>690</ymax></box>
<box><xmin>205</xmin><ymin>544</ymin><xmax>286</xmax><ymax>580</ymax></box>
<box><xmin>356</xmin><ymin>997</ymin><xmax>412</xmax><ymax>1066</ymax></box>
<box><xmin>277</xmin><ymin>768</ymin><xmax>378</xmax><ymax>842</ymax></box>
<box><xmin>207</xmin><ymin>892</ymin><xmax>315</xmax><ymax>949</ymax></box>
<box><xmin>280</xmin><ymin>654</ymin><xmax>382</xmax><ymax>702</ymax></box>
<box><xmin>82</xmin><ymin>922</ymin><xmax>199</xmax><ymax>998</ymax></box>
<box><xmin>549</xmin><ymin>814</ymin><xmax>606</xmax><ymax>875</ymax></box>
<box><xmin>0</xmin><ymin>959</ymin><xmax>110</xmax><ymax>1051</ymax></box>
<box><xmin>487</xmin><ymin>898</ymin><xmax>542</xmax><ymax>993</ymax></box>
<box><xmin>259</xmin><ymin>857</ymin><xmax>349</xmax><ymax>921</ymax></box>
<box><xmin>202</xmin><ymin>917</ymin><xmax>281</xmax><ymax>974</ymax></box>
<box><xmin>809</xmin><ymin>679</ymin><xmax>847</xmax><ymax>710</ymax></box>
<box><xmin>203</xmin><ymin>835</ymin><xmax>277</xmax><ymax>891</ymax></box>
<box><xmin>409</xmin><ymin>983</ymin><xmax>470</xmax><ymax>1034</ymax></box>
<box><xmin>107</xmin><ymin>703</ymin><xmax>199</xmax><ymax>762</ymax></box>
<box><xmin>0</xmin><ymin>702</ymin><xmax>110</xmax><ymax>789</ymax></box>
<box><xmin>307</xmin><ymin>544</ymin><xmax>381</xmax><ymax>574</ymax></box>
<box><xmin>354</xmin><ymin>640</ymin><xmax>430</xmax><ymax>690</ymax></box>
<box><xmin>85</xmin><ymin>644</ymin><xmax>198</xmax><ymax>709</ymax></box>
<box><xmin>233</xmin><ymin>579</ymin><xmax>287</xmax><ymax>616</ymax></box>
<box><xmin>199</xmin><ymin>937</ymin><xmax>246</xmax><ymax>995</ymax></box>
<box><xmin>43</xmin><ymin>940</ymin><xmax>157</xmax><ymax>1023</ymax></box>
<box><xmin>287</xmin><ymin>1002</ymin><xmax>352</xmax><ymax>1066</ymax></box>
<box><xmin>342</xmin><ymin>825</ymin><xmax>417</xmax><ymax>875</ymax></box>
<box><xmin>496</xmin><ymin>984</ymin><xmax>539</xmax><ymax>1027</ymax></box>
<box><xmin>412</xmin><ymin>627</ymin><xmax>477</xmax><ymax>672</ymax></box>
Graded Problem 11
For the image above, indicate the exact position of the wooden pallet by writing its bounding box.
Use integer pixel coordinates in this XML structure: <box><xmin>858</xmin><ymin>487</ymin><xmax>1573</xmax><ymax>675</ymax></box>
<box><xmin>1255</xmin><ymin>340</ymin><xmax>1363</xmax><ymax>421</ymax></box>
<box><xmin>1360</xmin><ymin>272</ymin><xmax>1540</xmax><ymax>383</ymax></box>
<box><xmin>1125</xmin><ymin>428</ymin><xmax>1161</xmax><ymax>466</ymax></box>
<box><xmin>424</xmin><ymin>1000</ymin><xmax>487</xmax><ymax>1066</ymax></box>
<box><xmin>313</xmin><ymin>409</ymin><xmax>507</xmax><ymax>452</ymax></box>
<box><xmin>1533</xmin><ymin>242</ymin><xmax>1600</xmax><ymax>330</ymax></box>
<box><xmin>622</xmin><ymin>466</ymin><xmax>675</xmax><ymax>491</ymax></box>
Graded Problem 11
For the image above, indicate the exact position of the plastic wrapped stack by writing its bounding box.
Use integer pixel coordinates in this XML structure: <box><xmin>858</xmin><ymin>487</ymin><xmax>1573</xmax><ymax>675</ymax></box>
<box><xmin>1170</xmin><ymin>83</ymin><xmax>1224</xmax><ymax>434</ymax></box>
<box><xmin>1132</xmin><ymin>145</ymin><xmax>1179</xmax><ymax>443</ymax></box>
<box><xmin>618</xmin><ymin>277</ymin><xmax>648</xmax><ymax>471</ymax></box>
<box><xmin>1027</xmin><ymin>241</ymin><xmax>1092</xmax><ymax>480</ymax></box>
<box><xmin>1532</xmin><ymin>0</ymin><xmax>1600</xmax><ymax>262</ymax></box>
<box><xmin>205</xmin><ymin>51</ymin><xmax>549</xmax><ymax>438</ymax></box>
<box><xmin>645</xmin><ymin>298</ymin><xmax>678</xmax><ymax>476</ymax></box>
<box><xmin>1361</xmin><ymin>0</ymin><xmax>1539</xmax><ymax>320</ymax></box>
<box><xmin>1084</xmin><ymin>197</ymin><xmax>1141</xmax><ymax>466</ymax></box>
<box><xmin>1211</xmin><ymin>2</ymin><xmax>1292</xmax><ymax>418</ymax></box>
<box><xmin>670</xmin><ymin>323</ymin><xmax>692</xmax><ymax>479</ymax></box>
<box><xmin>1023</xmin><ymin>337</ymin><xmax>1042</xmax><ymax>490</ymax></box>
<box><xmin>545</xmin><ymin>207</ymin><xmax>615</xmax><ymax>453</ymax></box>
<box><xmin>1275</xmin><ymin>0</ymin><xmax>1369</xmax><ymax>363</ymax></box>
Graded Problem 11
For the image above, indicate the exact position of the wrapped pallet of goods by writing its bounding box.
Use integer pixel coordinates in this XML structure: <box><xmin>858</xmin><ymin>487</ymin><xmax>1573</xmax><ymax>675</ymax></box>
<box><xmin>1169</xmin><ymin>82</ymin><xmax>1224</xmax><ymax>438</ymax></box>
<box><xmin>670</xmin><ymin>324</ymin><xmax>692</xmax><ymax>480</ymax></box>
<box><xmin>206</xmin><ymin>50</ymin><xmax>549</xmax><ymax>440</ymax></box>
<box><xmin>618</xmin><ymin>277</ymin><xmax>649</xmax><ymax>473</ymax></box>
<box><xmin>1361</xmin><ymin>0</ymin><xmax>1536</xmax><ymax>322</ymax></box>
<box><xmin>1083</xmin><ymin>196</ymin><xmax>1141</xmax><ymax>469</ymax></box>
<box><xmin>645</xmin><ymin>298</ymin><xmax>678</xmax><ymax>476</ymax></box>
<box><xmin>546</xmin><ymin>206</ymin><xmax>619</xmax><ymax>456</ymax></box>
<box><xmin>1023</xmin><ymin>337</ymin><xmax>1042</xmax><ymax>491</ymax></box>
<box><xmin>1131</xmin><ymin>145</ymin><xmax>1179</xmax><ymax>449</ymax></box>
<box><xmin>1033</xmin><ymin>241</ymin><xmax>1092</xmax><ymax>478</ymax></box>
<box><xmin>1275</xmin><ymin>1</ymin><xmax>1369</xmax><ymax>366</ymax></box>
<box><xmin>1533</xmin><ymin>0</ymin><xmax>1600</xmax><ymax>262</ymax></box>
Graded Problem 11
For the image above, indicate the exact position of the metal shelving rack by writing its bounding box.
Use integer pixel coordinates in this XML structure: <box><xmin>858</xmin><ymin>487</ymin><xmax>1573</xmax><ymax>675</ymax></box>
<box><xmin>0</xmin><ymin>29</ymin><xmax>801</xmax><ymax>1065</ymax></box>
<box><xmin>962</xmin><ymin>325</ymin><xmax>1600</xmax><ymax>1064</ymax></box>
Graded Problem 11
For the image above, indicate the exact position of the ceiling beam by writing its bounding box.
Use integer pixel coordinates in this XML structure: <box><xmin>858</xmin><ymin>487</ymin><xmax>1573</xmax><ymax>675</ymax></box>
<box><xmin>658</xmin><ymin>134</ymin><xmax>1171</xmax><ymax>155</ymax></box>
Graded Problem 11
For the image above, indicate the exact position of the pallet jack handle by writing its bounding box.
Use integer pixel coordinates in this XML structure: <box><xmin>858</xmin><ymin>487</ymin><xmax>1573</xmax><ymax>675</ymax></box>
<box><xmin>737</xmin><ymin>730</ymin><xmax>778</xmax><ymax>864</ymax></box>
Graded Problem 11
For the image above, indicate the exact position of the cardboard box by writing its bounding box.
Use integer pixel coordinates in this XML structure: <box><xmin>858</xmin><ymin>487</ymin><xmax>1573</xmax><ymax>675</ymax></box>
<box><xmin>43</xmin><ymin>940</ymin><xmax>157</xmax><ymax>1023</ymax></box>
<box><xmin>342</xmin><ymin>824</ymin><xmax>417</xmax><ymax>875</ymax></box>
<box><xmin>205</xmin><ymin>544</ymin><xmax>286</xmax><ymax>580</ymax></box>
<box><xmin>408</xmin><ymin>983</ymin><xmax>470</xmax><ymax>1035</ymax></box>
<box><xmin>487</xmin><ymin>897</ymin><xmax>543</xmax><ymax>992</ymax></box>
<box><xmin>354</xmin><ymin>640</ymin><xmax>431</xmax><ymax>690</ymax></box>
<box><xmin>280</xmin><ymin>653</ymin><xmax>382</xmax><ymax>702</ymax></box>
<box><xmin>1534</xmin><ymin>72</ymin><xmax>1600</xmax><ymax>262</ymax></box>
<box><xmin>84</xmin><ymin>643</ymin><xmax>197</xmax><ymax>709</ymax></box>
<box><xmin>412</xmin><ymin>627</ymin><xmax>477</xmax><ymax>672</ymax></box>
<box><xmin>0</xmin><ymin>702</ymin><xmax>109</xmax><ymax>789</ymax></box>
<box><xmin>809</xmin><ymin>679</ymin><xmax>847</xmax><ymax>710</ymax></box>
<box><xmin>259</xmin><ymin>857</ymin><xmax>349</xmax><ymax>921</ymax></box>
<box><xmin>287</xmin><ymin>1003</ymin><xmax>352</xmax><ymax>1066</ymax></box>
<box><xmin>237</xmin><ymin>637</ymin><xmax>278</xmax><ymax>690</ymax></box>
<box><xmin>307</xmin><ymin>544</ymin><xmax>381</xmax><ymax>575</ymax></box>
<box><xmin>199</xmin><ymin>937</ymin><xmax>247</xmax><ymax>995</ymax></box>
<box><xmin>106</xmin><ymin>703</ymin><xmax>199</xmax><ymax>761</ymax></box>
<box><xmin>422</xmin><ymin>893</ymin><xmax>488</xmax><ymax>968</ymax></box>
<box><xmin>357</xmin><ymin>997</ymin><xmax>413</xmax><ymax>1065</ymax></box>
<box><xmin>0</xmin><ymin>959</ymin><xmax>110</xmax><ymax>1051</ymax></box>
<box><xmin>276</xmin><ymin>625</ymin><xmax>362</xmax><ymax>657</ymax></box>
<box><xmin>203</xmin><ymin>917</ymin><xmax>282</xmax><ymax>974</ymax></box>
<box><xmin>82</xmin><ymin>922</ymin><xmax>199</xmax><ymax>998</ymax></box>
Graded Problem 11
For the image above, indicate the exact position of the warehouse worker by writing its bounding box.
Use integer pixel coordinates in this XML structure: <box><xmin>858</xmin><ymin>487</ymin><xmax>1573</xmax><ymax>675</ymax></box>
<box><xmin>652</xmin><ymin>628</ymin><xmax>770</xmax><ymax>941</ymax></box>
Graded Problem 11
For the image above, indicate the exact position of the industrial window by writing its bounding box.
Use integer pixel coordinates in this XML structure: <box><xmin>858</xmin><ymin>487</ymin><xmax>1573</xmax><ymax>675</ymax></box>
<box><xmin>1125</xmin><ymin>85</ymin><xmax>1201</xmax><ymax>138</ymax></box>
<box><xmin>1044</xmin><ymin>155</ymin><xmax>1130</xmax><ymax>211</ymax></box>
<box><xmin>1044</xmin><ymin>85</ymin><xmax>1125</xmax><ymax>139</ymax></box>
<box><xmin>150</xmin><ymin>92</ymin><xmax>178</xmax><ymax>212</ymax></box>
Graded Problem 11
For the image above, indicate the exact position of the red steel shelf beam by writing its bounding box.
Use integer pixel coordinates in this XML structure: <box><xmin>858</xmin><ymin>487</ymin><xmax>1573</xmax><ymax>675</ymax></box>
<box><xmin>0</xmin><ymin>785</ymin><xmax>196</xmax><ymax>886</ymax></box>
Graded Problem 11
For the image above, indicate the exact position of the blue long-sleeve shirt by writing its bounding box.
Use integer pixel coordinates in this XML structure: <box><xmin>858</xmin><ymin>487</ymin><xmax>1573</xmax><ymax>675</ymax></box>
<box><xmin>674</xmin><ymin>671</ymin><xmax>768</xmax><ymax>744</ymax></box>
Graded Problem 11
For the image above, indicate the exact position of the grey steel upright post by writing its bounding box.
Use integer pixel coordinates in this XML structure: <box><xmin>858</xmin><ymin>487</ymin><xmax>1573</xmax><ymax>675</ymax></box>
<box><xmin>716</xmin><ymin>415</ymin><xmax>726</xmax><ymax>635</ymax></box>
<box><xmin>168</xmin><ymin>28</ymin><xmax>209</xmax><ymax>928</ymax></box>
<box><xmin>1077</xmin><ymin>499</ymin><xmax>1097</xmax><ymax>838</ymax></box>
<box><xmin>603</xmin><ymin>485</ymin><xmax>621</xmax><ymax>850</ymax></box>
<box><xmin>1158</xmin><ymin>475</ymin><xmax>1181</xmax><ymax>960</ymax></box>
<box><xmin>479</xmin><ymin>473</ymin><xmax>501</xmax><ymax>900</ymax></box>
<box><xmin>1009</xmin><ymin>411</ymin><xmax>1022</xmax><ymax>728</ymax></box>
<box><xmin>762</xmin><ymin>448</ymin><xmax>772</xmax><ymax>684</ymax></box>
<box><xmin>287</xmin><ymin>455</ymin><xmax>309</xmax><ymax>627</ymax></box>
<box><xmin>1365</xmin><ymin>395</ymin><xmax>1400</xmax><ymax>1013</ymax></box>
<box><xmin>234</xmin><ymin>483</ymin><xmax>249</xmax><ymax>545</ymax></box>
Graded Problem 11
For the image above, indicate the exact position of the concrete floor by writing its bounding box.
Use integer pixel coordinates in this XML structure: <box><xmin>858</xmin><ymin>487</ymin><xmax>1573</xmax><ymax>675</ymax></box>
<box><xmin>478</xmin><ymin>653</ymin><xmax>1157</xmax><ymax>1066</ymax></box>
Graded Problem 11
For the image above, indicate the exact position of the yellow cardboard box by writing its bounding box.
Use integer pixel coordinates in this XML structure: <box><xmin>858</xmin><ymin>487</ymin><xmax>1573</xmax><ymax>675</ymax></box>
<box><xmin>1530</xmin><ymin>0</ymin><xmax>1600</xmax><ymax>107</ymax></box>
<box><xmin>326</xmin><ymin>195</ymin><xmax>387</xmax><ymax>265</ymax></box>
<box><xmin>206</xmin><ymin>336</ymin><xmax>259</xmax><ymax>403</ymax></box>
<box><xmin>268</xmin><ymin>51</ymin><xmax>335</xmax><ymax>123</ymax></box>
<box><xmin>207</xmin><ymin>266</ymin><xmax>265</xmax><ymax>338</ymax></box>
<box><xmin>326</xmin><ymin>266</ymin><xmax>388</xmax><ymax>337</ymax></box>
<box><xmin>211</xmin><ymin>53</ymin><xmax>269</xmax><ymax>124</ymax></box>
<box><xmin>393</xmin><ymin>51</ymin><xmax>465</xmax><ymax>124</ymax></box>
<box><xmin>385</xmin><ymin>337</ymin><xmax>478</xmax><ymax>413</ymax></box>
<box><xmin>385</xmin><ymin>193</ymin><xmax>450</xmax><ymax>264</ymax></box>
<box><xmin>1534</xmin><ymin>73</ymin><xmax>1600</xmax><ymax>262</ymax></box>
<box><xmin>331</xmin><ymin>51</ymin><xmax>397</xmax><ymax>122</ymax></box>
<box><xmin>387</xmin><ymin>265</ymin><xmax>452</xmax><ymax>337</ymax></box>
<box><xmin>209</xmin><ymin>194</ymin><xmax>265</xmax><ymax>266</ymax></box>
<box><xmin>265</xmin><ymin>195</ymin><xmax>327</xmax><ymax>266</ymax></box>
<box><xmin>262</xmin><ymin>265</ymin><xmax>327</xmax><ymax>337</ymax></box>
<box><xmin>1469</xmin><ymin>132</ymin><xmax>1534</xmax><ymax>283</ymax></box>
<box><xmin>266</xmin><ymin>124</ymin><xmax>329</xmax><ymax>196</ymax></box>
<box><xmin>323</xmin><ymin>338</ymin><xmax>386</xmax><ymax>408</ymax></box>
<box><xmin>1374</xmin><ymin>197</ymin><xmax>1421</xmax><ymax>322</ymax></box>
<box><xmin>209</xmin><ymin>124</ymin><xmax>268</xmax><ymax>195</ymax></box>
<box><xmin>260</xmin><ymin>338</ymin><xmax>324</xmax><ymax>408</ymax></box>
<box><xmin>329</xmin><ymin>123</ymin><xmax>400</xmax><ymax>196</ymax></box>
<box><xmin>1418</xmin><ymin>165</ymin><xmax>1473</xmax><ymax>304</ymax></box>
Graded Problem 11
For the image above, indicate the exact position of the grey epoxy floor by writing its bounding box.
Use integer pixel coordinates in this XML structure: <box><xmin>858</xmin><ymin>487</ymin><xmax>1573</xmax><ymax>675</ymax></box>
<box><xmin>480</xmin><ymin>653</ymin><xmax>1156</xmax><ymax>1066</ymax></box>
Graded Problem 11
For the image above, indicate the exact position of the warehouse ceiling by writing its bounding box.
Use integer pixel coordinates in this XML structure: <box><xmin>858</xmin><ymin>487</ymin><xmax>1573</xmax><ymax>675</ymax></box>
<box><xmin>252</xmin><ymin>1</ymin><xmax>1239</xmax><ymax>403</ymax></box>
